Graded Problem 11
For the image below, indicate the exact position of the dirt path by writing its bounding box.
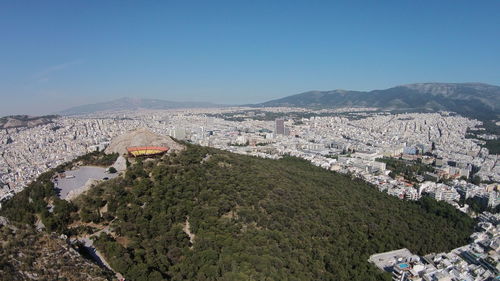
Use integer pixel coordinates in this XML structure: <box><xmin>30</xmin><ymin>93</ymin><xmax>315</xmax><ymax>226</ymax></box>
<box><xmin>81</xmin><ymin>236</ymin><xmax>123</xmax><ymax>280</ymax></box>
<box><xmin>183</xmin><ymin>217</ymin><xmax>196</xmax><ymax>248</ymax></box>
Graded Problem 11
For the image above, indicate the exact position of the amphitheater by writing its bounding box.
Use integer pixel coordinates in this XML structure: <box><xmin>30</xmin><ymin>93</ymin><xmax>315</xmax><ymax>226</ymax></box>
<box><xmin>105</xmin><ymin>128</ymin><xmax>185</xmax><ymax>156</ymax></box>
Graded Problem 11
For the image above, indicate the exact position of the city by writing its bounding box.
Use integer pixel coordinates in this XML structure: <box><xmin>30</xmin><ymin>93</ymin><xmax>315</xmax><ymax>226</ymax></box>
<box><xmin>1</xmin><ymin>108</ymin><xmax>498</xmax><ymax>208</ymax></box>
<box><xmin>1</xmin><ymin>107</ymin><xmax>499</xmax><ymax>279</ymax></box>
<box><xmin>1</xmin><ymin>1</ymin><xmax>500</xmax><ymax>280</ymax></box>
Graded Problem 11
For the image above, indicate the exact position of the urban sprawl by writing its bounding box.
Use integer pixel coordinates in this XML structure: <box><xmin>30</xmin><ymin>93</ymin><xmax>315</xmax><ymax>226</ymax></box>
<box><xmin>0</xmin><ymin>107</ymin><xmax>499</xmax><ymax>280</ymax></box>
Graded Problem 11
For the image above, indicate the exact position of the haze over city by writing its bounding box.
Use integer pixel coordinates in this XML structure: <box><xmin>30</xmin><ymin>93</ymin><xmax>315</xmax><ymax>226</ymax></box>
<box><xmin>1</xmin><ymin>0</ymin><xmax>500</xmax><ymax>115</ymax></box>
<box><xmin>1</xmin><ymin>2</ymin><xmax>500</xmax><ymax>281</ymax></box>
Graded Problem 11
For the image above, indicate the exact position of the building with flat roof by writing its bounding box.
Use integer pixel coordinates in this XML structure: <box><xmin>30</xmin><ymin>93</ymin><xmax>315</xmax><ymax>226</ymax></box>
<box><xmin>127</xmin><ymin>146</ymin><xmax>169</xmax><ymax>157</ymax></box>
<box><xmin>275</xmin><ymin>118</ymin><xmax>285</xmax><ymax>135</ymax></box>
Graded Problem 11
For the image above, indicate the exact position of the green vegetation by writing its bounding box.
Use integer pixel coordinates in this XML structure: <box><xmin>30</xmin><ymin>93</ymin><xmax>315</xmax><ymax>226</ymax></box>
<box><xmin>0</xmin><ymin>114</ymin><xmax>60</xmax><ymax>129</ymax></box>
<box><xmin>0</xmin><ymin>114</ymin><xmax>59</xmax><ymax>123</ymax></box>
<box><xmin>74</xmin><ymin>151</ymin><xmax>119</xmax><ymax>167</ymax></box>
<box><xmin>1</xmin><ymin>145</ymin><xmax>475</xmax><ymax>280</ymax></box>
<box><xmin>376</xmin><ymin>157</ymin><xmax>434</xmax><ymax>181</ymax></box>
<box><xmin>0</xmin><ymin>219</ymin><xmax>113</xmax><ymax>280</ymax></box>
<box><xmin>481</xmin><ymin>120</ymin><xmax>500</xmax><ymax>136</ymax></box>
<box><xmin>324</xmin><ymin>154</ymin><xmax>339</xmax><ymax>160</ymax></box>
<box><xmin>0</xmin><ymin>168</ymin><xmax>74</xmax><ymax>232</ymax></box>
<box><xmin>206</xmin><ymin>109</ymin><xmax>374</xmax><ymax>123</ymax></box>
<box><xmin>54</xmin><ymin>151</ymin><xmax>118</xmax><ymax>173</ymax></box>
<box><xmin>75</xmin><ymin>146</ymin><xmax>473</xmax><ymax>280</ymax></box>
<box><xmin>465</xmin><ymin>120</ymin><xmax>500</xmax><ymax>155</ymax></box>
<box><xmin>458</xmin><ymin>197</ymin><xmax>500</xmax><ymax>214</ymax></box>
<box><xmin>228</xmin><ymin>141</ymin><xmax>249</xmax><ymax>147</ymax></box>
<box><xmin>0</xmin><ymin>151</ymin><xmax>117</xmax><ymax>233</ymax></box>
<box><xmin>466</xmin><ymin>131</ymin><xmax>500</xmax><ymax>155</ymax></box>
<box><xmin>258</xmin><ymin>83</ymin><xmax>500</xmax><ymax>122</ymax></box>
<box><xmin>483</xmin><ymin>139</ymin><xmax>500</xmax><ymax>155</ymax></box>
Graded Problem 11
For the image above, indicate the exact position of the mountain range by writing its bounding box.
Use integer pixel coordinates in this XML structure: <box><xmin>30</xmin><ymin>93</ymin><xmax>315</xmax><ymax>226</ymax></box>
<box><xmin>256</xmin><ymin>82</ymin><xmax>500</xmax><ymax>119</ymax></box>
<box><xmin>0</xmin><ymin>115</ymin><xmax>58</xmax><ymax>129</ymax></box>
<box><xmin>59</xmin><ymin>97</ymin><xmax>221</xmax><ymax>115</ymax></box>
<box><xmin>58</xmin><ymin>83</ymin><xmax>500</xmax><ymax>120</ymax></box>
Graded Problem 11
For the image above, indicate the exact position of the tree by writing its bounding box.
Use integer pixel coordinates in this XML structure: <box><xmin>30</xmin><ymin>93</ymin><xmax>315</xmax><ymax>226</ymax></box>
<box><xmin>472</xmin><ymin>175</ymin><xmax>481</xmax><ymax>185</ymax></box>
<box><xmin>0</xmin><ymin>144</ymin><xmax>475</xmax><ymax>281</ymax></box>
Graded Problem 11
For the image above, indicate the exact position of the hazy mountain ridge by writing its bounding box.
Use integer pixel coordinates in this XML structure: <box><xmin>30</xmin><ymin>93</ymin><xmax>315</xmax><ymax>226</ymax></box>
<box><xmin>58</xmin><ymin>83</ymin><xmax>500</xmax><ymax>119</ymax></box>
<box><xmin>257</xmin><ymin>83</ymin><xmax>500</xmax><ymax>119</ymax></box>
<box><xmin>0</xmin><ymin>115</ymin><xmax>59</xmax><ymax>129</ymax></box>
<box><xmin>59</xmin><ymin>97</ymin><xmax>221</xmax><ymax>115</ymax></box>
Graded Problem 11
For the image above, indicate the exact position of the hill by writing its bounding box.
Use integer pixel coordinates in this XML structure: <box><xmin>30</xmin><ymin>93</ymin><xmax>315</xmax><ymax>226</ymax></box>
<box><xmin>257</xmin><ymin>83</ymin><xmax>500</xmax><ymax>120</ymax></box>
<box><xmin>0</xmin><ymin>216</ymin><xmax>113</xmax><ymax>281</ymax></box>
<box><xmin>0</xmin><ymin>115</ymin><xmax>59</xmax><ymax>129</ymax></box>
<box><xmin>0</xmin><ymin>144</ymin><xmax>475</xmax><ymax>280</ymax></box>
<box><xmin>59</xmin><ymin>97</ymin><xmax>220</xmax><ymax>115</ymax></box>
<box><xmin>105</xmin><ymin>128</ymin><xmax>185</xmax><ymax>155</ymax></box>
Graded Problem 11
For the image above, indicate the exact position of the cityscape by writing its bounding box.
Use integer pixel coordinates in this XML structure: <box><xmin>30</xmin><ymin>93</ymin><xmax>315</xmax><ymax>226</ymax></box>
<box><xmin>1</xmin><ymin>105</ymin><xmax>499</xmax><ymax>280</ymax></box>
<box><xmin>1</xmin><ymin>1</ymin><xmax>499</xmax><ymax>280</ymax></box>
<box><xmin>2</xmin><ymin>108</ymin><xmax>498</xmax><ymax>208</ymax></box>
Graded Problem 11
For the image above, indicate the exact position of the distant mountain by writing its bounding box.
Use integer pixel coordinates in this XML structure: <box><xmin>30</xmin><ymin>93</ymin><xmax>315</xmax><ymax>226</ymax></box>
<box><xmin>0</xmin><ymin>115</ymin><xmax>58</xmax><ymax>129</ymax></box>
<box><xmin>59</xmin><ymin>97</ymin><xmax>221</xmax><ymax>115</ymax></box>
<box><xmin>256</xmin><ymin>83</ymin><xmax>500</xmax><ymax>119</ymax></box>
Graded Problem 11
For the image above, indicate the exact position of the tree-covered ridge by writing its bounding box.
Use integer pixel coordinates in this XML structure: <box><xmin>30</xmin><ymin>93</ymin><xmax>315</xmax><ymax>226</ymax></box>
<box><xmin>0</xmin><ymin>114</ymin><xmax>59</xmax><ymax>129</ymax></box>
<box><xmin>71</xmin><ymin>144</ymin><xmax>473</xmax><ymax>281</ymax></box>
<box><xmin>0</xmin><ymin>151</ymin><xmax>118</xmax><ymax>232</ymax></box>
<box><xmin>0</xmin><ymin>145</ymin><xmax>475</xmax><ymax>280</ymax></box>
<box><xmin>256</xmin><ymin>83</ymin><xmax>500</xmax><ymax>121</ymax></box>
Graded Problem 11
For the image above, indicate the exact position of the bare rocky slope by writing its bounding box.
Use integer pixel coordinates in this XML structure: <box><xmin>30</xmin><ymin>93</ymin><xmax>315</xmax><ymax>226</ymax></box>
<box><xmin>0</xmin><ymin>216</ymin><xmax>113</xmax><ymax>281</ymax></box>
<box><xmin>105</xmin><ymin>128</ymin><xmax>185</xmax><ymax>155</ymax></box>
<box><xmin>0</xmin><ymin>115</ymin><xmax>58</xmax><ymax>129</ymax></box>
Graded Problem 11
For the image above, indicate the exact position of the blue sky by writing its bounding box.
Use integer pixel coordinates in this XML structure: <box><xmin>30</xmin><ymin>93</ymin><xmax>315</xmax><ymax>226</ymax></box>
<box><xmin>1</xmin><ymin>0</ymin><xmax>499</xmax><ymax>115</ymax></box>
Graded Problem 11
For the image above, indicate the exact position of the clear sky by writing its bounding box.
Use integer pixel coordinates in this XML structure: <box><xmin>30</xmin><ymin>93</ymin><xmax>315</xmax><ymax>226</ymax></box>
<box><xmin>1</xmin><ymin>0</ymin><xmax>499</xmax><ymax>115</ymax></box>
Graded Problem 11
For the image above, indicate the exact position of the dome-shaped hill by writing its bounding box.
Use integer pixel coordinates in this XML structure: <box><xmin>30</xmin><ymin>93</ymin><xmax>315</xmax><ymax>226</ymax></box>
<box><xmin>105</xmin><ymin>128</ymin><xmax>185</xmax><ymax>155</ymax></box>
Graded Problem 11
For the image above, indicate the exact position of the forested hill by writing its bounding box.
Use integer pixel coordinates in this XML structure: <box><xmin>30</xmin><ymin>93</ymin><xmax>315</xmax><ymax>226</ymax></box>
<box><xmin>256</xmin><ymin>83</ymin><xmax>500</xmax><ymax>120</ymax></box>
<box><xmin>0</xmin><ymin>217</ymin><xmax>113</xmax><ymax>281</ymax></box>
<box><xmin>1</xmin><ymin>145</ymin><xmax>474</xmax><ymax>280</ymax></box>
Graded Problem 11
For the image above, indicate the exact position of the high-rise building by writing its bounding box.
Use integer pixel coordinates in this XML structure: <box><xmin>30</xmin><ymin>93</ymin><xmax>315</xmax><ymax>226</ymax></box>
<box><xmin>275</xmin><ymin>118</ymin><xmax>285</xmax><ymax>135</ymax></box>
<box><xmin>169</xmin><ymin>128</ymin><xmax>187</xmax><ymax>140</ymax></box>
<box><xmin>284</xmin><ymin>127</ymin><xmax>290</xmax><ymax>136</ymax></box>
<box><xmin>488</xmin><ymin>191</ymin><xmax>498</xmax><ymax>208</ymax></box>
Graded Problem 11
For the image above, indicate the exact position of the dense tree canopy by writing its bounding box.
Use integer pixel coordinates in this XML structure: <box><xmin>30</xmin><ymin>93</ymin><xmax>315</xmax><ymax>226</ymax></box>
<box><xmin>0</xmin><ymin>220</ymin><xmax>112</xmax><ymax>280</ymax></box>
<box><xmin>79</xmin><ymin>145</ymin><xmax>474</xmax><ymax>280</ymax></box>
<box><xmin>1</xmin><ymin>144</ymin><xmax>475</xmax><ymax>280</ymax></box>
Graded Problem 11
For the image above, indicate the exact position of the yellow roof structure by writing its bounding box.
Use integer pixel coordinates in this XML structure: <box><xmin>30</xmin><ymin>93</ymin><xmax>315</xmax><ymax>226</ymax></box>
<box><xmin>127</xmin><ymin>146</ymin><xmax>169</xmax><ymax>157</ymax></box>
